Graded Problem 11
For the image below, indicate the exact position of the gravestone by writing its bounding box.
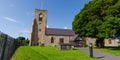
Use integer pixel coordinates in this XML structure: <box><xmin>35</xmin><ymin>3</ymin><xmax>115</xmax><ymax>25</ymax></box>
<box><xmin>59</xmin><ymin>43</ymin><xmax>73</xmax><ymax>50</ymax></box>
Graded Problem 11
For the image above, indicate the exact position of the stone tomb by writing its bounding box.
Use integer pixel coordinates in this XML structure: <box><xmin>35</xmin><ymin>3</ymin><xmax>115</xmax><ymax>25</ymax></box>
<box><xmin>59</xmin><ymin>43</ymin><xmax>73</xmax><ymax>50</ymax></box>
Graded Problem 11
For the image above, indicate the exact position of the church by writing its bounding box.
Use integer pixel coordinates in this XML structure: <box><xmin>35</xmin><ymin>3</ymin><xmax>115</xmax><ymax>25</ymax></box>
<box><xmin>29</xmin><ymin>9</ymin><xmax>77</xmax><ymax>46</ymax></box>
<box><xmin>29</xmin><ymin>9</ymin><xmax>119</xmax><ymax>47</ymax></box>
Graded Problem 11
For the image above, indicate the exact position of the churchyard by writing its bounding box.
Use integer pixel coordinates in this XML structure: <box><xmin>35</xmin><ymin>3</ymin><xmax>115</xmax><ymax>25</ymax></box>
<box><xmin>11</xmin><ymin>46</ymin><xmax>97</xmax><ymax>60</ymax></box>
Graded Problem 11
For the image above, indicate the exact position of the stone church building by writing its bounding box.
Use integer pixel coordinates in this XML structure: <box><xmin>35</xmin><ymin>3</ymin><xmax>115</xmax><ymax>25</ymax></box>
<box><xmin>29</xmin><ymin>9</ymin><xmax>119</xmax><ymax>47</ymax></box>
<box><xmin>29</xmin><ymin>9</ymin><xmax>76</xmax><ymax>46</ymax></box>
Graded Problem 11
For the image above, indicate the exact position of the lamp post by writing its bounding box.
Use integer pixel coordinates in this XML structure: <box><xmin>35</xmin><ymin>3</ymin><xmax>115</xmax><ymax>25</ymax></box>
<box><xmin>89</xmin><ymin>43</ymin><xmax>93</xmax><ymax>58</ymax></box>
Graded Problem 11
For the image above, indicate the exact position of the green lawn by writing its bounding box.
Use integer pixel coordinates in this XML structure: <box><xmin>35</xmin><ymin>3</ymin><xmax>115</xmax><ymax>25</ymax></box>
<box><xmin>11</xmin><ymin>46</ymin><xmax>97</xmax><ymax>60</ymax></box>
<box><xmin>94</xmin><ymin>46</ymin><xmax>120</xmax><ymax>56</ymax></box>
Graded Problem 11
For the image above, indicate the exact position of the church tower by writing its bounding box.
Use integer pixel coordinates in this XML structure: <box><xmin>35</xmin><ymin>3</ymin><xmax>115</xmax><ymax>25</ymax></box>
<box><xmin>29</xmin><ymin>9</ymin><xmax>47</xmax><ymax>46</ymax></box>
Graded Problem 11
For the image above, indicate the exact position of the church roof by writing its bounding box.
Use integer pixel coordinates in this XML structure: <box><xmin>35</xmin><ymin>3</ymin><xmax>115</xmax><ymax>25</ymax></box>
<box><xmin>46</xmin><ymin>28</ymin><xmax>75</xmax><ymax>36</ymax></box>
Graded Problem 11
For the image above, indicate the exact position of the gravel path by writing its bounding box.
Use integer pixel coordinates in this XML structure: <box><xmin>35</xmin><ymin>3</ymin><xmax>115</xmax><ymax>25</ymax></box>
<box><xmin>78</xmin><ymin>47</ymin><xmax>120</xmax><ymax>60</ymax></box>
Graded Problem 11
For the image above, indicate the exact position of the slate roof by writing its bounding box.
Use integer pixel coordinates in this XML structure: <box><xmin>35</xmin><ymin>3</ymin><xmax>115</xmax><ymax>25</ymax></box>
<box><xmin>46</xmin><ymin>28</ymin><xmax>75</xmax><ymax>36</ymax></box>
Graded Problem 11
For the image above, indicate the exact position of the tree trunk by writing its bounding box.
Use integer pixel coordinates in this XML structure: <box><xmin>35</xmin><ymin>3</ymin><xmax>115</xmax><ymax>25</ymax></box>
<box><xmin>81</xmin><ymin>36</ymin><xmax>86</xmax><ymax>47</ymax></box>
<box><xmin>96</xmin><ymin>38</ymin><xmax>104</xmax><ymax>48</ymax></box>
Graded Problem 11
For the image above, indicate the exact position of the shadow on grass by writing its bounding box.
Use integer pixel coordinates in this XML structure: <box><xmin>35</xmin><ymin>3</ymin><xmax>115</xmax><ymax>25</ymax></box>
<box><xmin>29</xmin><ymin>47</ymin><xmax>48</xmax><ymax>60</ymax></box>
<box><xmin>95</xmin><ymin>56</ymin><xmax>104</xmax><ymax>59</ymax></box>
<box><xmin>94</xmin><ymin>46</ymin><xmax>120</xmax><ymax>50</ymax></box>
<box><xmin>104</xmin><ymin>46</ymin><xmax>120</xmax><ymax>50</ymax></box>
<box><xmin>91</xmin><ymin>56</ymin><xmax>104</xmax><ymax>59</ymax></box>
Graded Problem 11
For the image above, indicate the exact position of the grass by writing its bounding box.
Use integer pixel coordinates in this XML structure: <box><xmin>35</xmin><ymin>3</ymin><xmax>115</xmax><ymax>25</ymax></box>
<box><xmin>94</xmin><ymin>46</ymin><xmax>120</xmax><ymax>56</ymax></box>
<box><xmin>11</xmin><ymin>46</ymin><xmax>97</xmax><ymax>60</ymax></box>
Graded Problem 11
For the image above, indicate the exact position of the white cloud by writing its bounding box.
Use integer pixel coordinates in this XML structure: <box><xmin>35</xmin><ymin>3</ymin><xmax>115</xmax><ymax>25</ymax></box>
<box><xmin>64</xmin><ymin>26</ymin><xmax>67</xmax><ymax>29</ymax></box>
<box><xmin>3</xmin><ymin>17</ymin><xmax>18</xmax><ymax>23</ymax></box>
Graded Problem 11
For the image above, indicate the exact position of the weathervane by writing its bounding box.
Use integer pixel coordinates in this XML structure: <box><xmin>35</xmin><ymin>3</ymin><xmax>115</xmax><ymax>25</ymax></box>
<box><xmin>40</xmin><ymin>0</ymin><xmax>44</xmax><ymax>9</ymax></box>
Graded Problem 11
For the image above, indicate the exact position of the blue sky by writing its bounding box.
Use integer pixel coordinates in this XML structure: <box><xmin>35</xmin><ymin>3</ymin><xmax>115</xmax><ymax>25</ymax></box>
<box><xmin>0</xmin><ymin>0</ymin><xmax>90</xmax><ymax>38</ymax></box>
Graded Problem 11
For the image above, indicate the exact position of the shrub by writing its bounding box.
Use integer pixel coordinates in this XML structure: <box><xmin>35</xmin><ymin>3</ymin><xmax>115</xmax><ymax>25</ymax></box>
<box><xmin>40</xmin><ymin>43</ymin><xmax>45</xmax><ymax>47</ymax></box>
<box><xmin>72</xmin><ymin>47</ymin><xmax>78</xmax><ymax>50</ymax></box>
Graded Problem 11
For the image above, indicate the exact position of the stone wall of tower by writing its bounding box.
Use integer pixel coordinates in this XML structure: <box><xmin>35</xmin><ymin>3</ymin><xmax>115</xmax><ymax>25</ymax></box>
<box><xmin>29</xmin><ymin>19</ymin><xmax>39</xmax><ymax>45</ymax></box>
<box><xmin>29</xmin><ymin>9</ymin><xmax>47</xmax><ymax>46</ymax></box>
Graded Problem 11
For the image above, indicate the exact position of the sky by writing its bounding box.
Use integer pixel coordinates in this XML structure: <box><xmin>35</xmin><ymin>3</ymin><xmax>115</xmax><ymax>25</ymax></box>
<box><xmin>0</xmin><ymin>0</ymin><xmax>90</xmax><ymax>39</ymax></box>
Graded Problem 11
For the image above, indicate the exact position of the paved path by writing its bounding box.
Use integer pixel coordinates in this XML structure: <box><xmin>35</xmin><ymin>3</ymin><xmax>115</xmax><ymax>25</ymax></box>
<box><xmin>78</xmin><ymin>47</ymin><xmax>120</xmax><ymax>60</ymax></box>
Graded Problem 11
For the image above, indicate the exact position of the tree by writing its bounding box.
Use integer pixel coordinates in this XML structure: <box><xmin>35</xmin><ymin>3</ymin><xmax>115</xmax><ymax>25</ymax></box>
<box><xmin>72</xmin><ymin>0</ymin><xmax>120</xmax><ymax>48</ymax></box>
<box><xmin>16</xmin><ymin>37</ymin><xmax>25</xmax><ymax>42</ymax></box>
<box><xmin>16</xmin><ymin>36</ymin><xmax>29</xmax><ymax>45</ymax></box>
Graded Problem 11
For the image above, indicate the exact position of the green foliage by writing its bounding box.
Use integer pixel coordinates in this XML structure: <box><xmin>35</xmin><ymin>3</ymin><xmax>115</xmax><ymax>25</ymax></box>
<box><xmin>16</xmin><ymin>36</ymin><xmax>29</xmax><ymax>46</ymax></box>
<box><xmin>0</xmin><ymin>33</ymin><xmax>6</xmax><ymax>40</ymax></box>
<box><xmin>12</xmin><ymin>46</ymin><xmax>97</xmax><ymax>60</ymax></box>
<box><xmin>0</xmin><ymin>34</ymin><xmax>6</xmax><ymax>48</ymax></box>
<box><xmin>40</xmin><ymin>43</ymin><xmax>45</xmax><ymax>46</ymax></box>
<box><xmin>16</xmin><ymin>37</ymin><xmax>25</xmax><ymax>42</ymax></box>
<box><xmin>72</xmin><ymin>47</ymin><xmax>78</xmax><ymax>50</ymax></box>
<box><xmin>72</xmin><ymin>0</ymin><xmax>120</xmax><ymax>39</ymax></box>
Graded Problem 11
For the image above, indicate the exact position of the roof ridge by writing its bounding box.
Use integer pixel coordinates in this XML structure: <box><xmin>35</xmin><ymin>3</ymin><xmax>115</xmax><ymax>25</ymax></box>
<box><xmin>46</xmin><ymin>28</ymin><xmax>75</xmax><ymax>36</ymax></box>
<box><xmin>47</xmin><ymin>28</ymin><xmax>72</xmax><ymax>30</ymax></box>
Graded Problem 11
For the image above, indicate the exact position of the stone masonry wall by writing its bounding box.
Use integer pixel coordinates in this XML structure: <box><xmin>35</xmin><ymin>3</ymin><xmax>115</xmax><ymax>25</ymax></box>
<box><xmin>44</xmin><ymin>35</ymin><xmax>73</xmax><ymax>46</ymax></box>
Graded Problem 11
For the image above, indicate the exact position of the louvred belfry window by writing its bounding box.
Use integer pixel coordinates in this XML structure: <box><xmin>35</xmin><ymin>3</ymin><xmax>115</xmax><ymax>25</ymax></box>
<box><xmin>39</xmin><ymin>13</ymin><xmax>43</xmax><ymax>21</ymax></box>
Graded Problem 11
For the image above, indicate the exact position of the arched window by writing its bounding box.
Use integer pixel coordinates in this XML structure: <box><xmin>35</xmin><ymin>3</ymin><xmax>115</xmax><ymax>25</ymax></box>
<box><xmin>59</xmin><ymin>38</ymin><xmax>64</xmax><ymax>43</ymax></box>
<box><xmin>51</xmin><ymin>37</ymin><xmax>54</xmax><ymax>43</ymax></box>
